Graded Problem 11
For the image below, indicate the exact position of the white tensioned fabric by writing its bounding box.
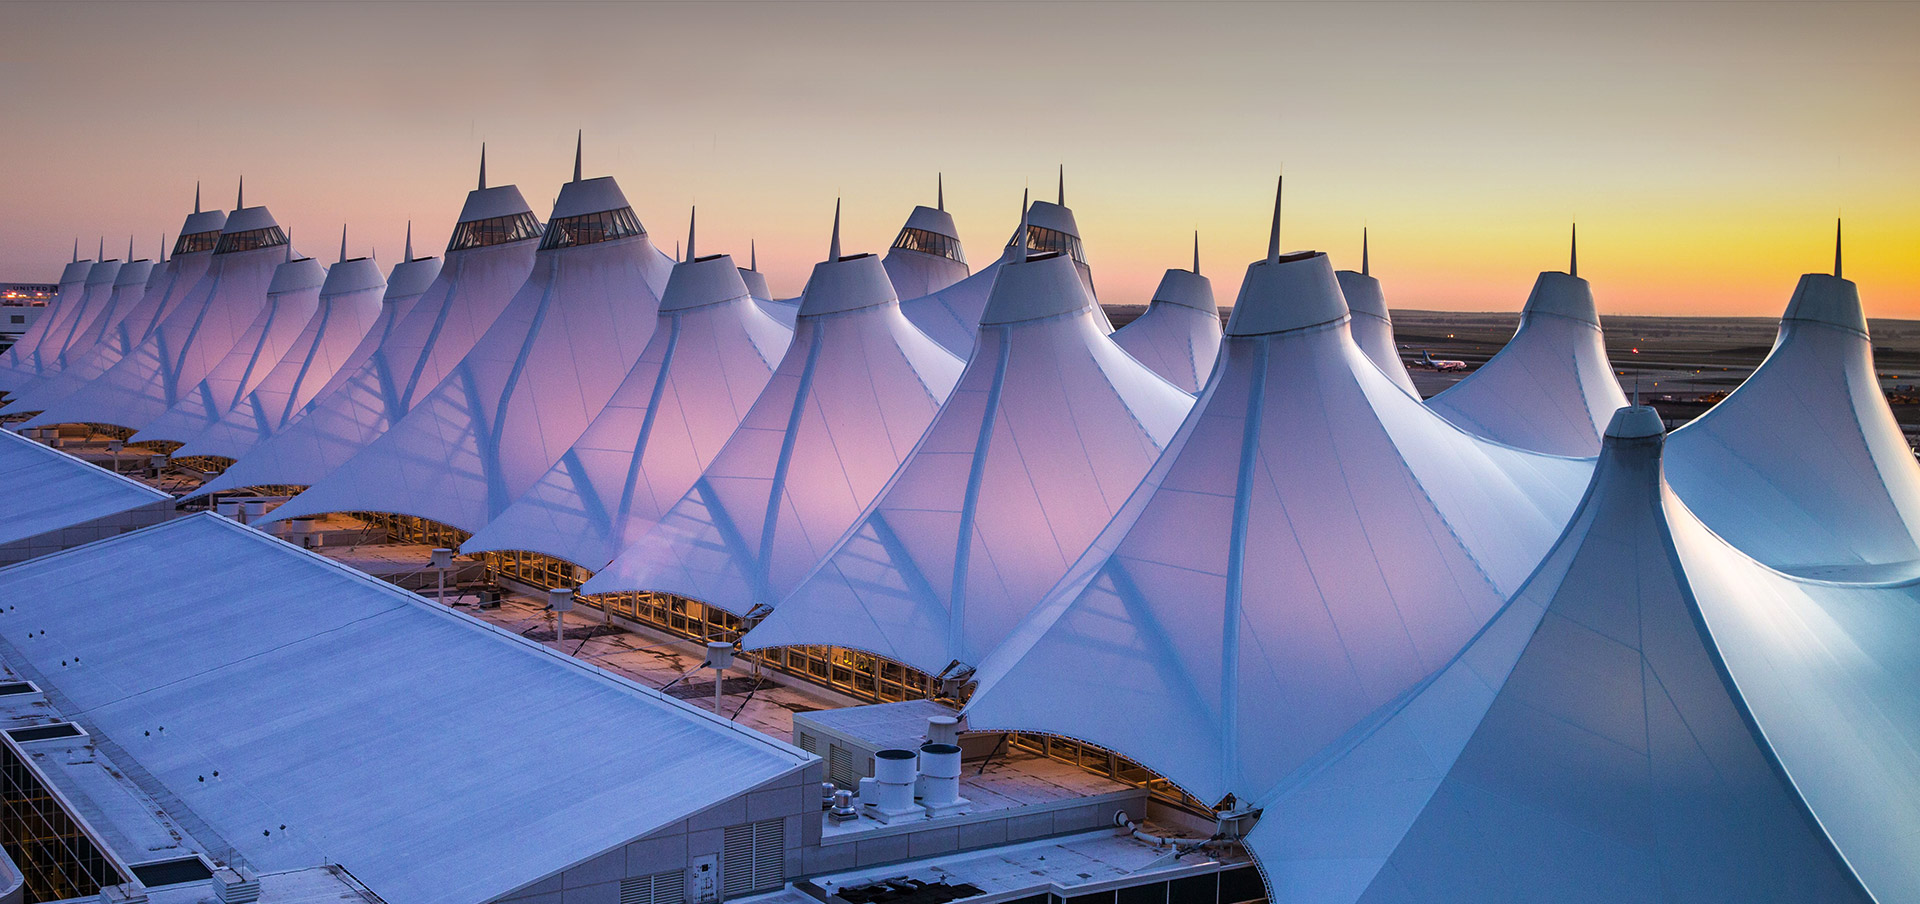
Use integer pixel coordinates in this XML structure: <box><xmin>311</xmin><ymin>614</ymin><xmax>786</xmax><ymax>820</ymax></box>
<box><xmin>1111</xmin><ymin>267</ymin><xmax>1220</xmax><ymax>393</ymax></box>
<box><xmin>1427</xmin><ymin>271</ymin><xmax>1626</xmax><ymax>456</ymax></box>
<box><xmin>178</xmin><ymin>257</ymin><xmax>388</xmax><ymax>460</ymax></box>
<box><xmin>26</xmin><ymin>207</ymin><xmax>290</xmax><ymax>431</ymax></box>
<box><xmin>1</xmin><ymin>215</ymin><xmax>225</xmax><ymax>416</ymax></box>
<box><xmin>462</xmin><ymin>253</ymin><xmax>792</xmax><ymax>569</ymax></box>
<box><xmin>745</xmin><ymin>251</ymin><xmax>1192</xmax><ymax>675</ymax></box>
<box><xmin>581</xmin><ymin>252</ymin><xmax>965</xmax><ymax>614</ymax></box>
<box><xmin>1676</xmin><ymin>484</ymin><xmax>1920</xmax><ymax>904</ymax></box>
<box><xmin>196</xmin><ymin>188</ymin><xmax>532</xmax><ymax>496</ymax></box>
<box><xmin>270</xmin><ymin>176</ymin><xmax>672</xmax><ymax>531</ymax></box>
<box><xmin>1666</xmin><ymin>273</ymin><xmax>1920</xmax><ymax>578</ymax></box>
<box><xmin>882</xmin><ymin>205</ymin><xmax>970</xmax><ymax>299</ymax></box>
<box><xmin>51</xmin><ymin>260</ymin><xmax>154</xmax><ymax>374</ymax></box>
<box><xmin>0</xmin><ymin>260</ymin><xmax>103</xmax><ymax>391</ymax></box>
<box><xmin>134</xmin><ymin>256</ymin><xmax>326</xmax><ymax>443</ymax></box>
<box><xmin>1244</xmin><ymin>407</ymin><xmax>1871</xmax><ymax>904</ymax></box>
<box><xmin>1336</xmin><ymin>269</ymin><xmax>1417</xmax><ymax>395</ymax></box>
<box><xmin>33</xmin><ymin>259</ymin><xmax>124</xmax><ymax>378</ymax></box>
<box><xmin>902</xmin><ymin>199</ymin><xmax>1090</xmax><ymax>356</ymax></box>
<box><xmin>964</xmin><ymin>250</ymin><xmax>1590</xmax><ymax>809</ymax></box>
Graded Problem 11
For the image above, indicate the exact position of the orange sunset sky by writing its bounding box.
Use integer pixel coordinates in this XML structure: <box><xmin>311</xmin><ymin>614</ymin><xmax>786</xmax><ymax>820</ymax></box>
<box><xmin>1</xmin><ymin>1</ymin><xmax>1915</xmax><ymax>317</ymax></box>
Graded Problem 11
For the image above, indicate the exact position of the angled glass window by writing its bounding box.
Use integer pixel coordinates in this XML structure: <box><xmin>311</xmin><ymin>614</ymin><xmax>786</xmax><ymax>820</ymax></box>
<box><xmin>214</xmin><ymin>225</ymin><xmax>289</xmax><ymax>254</ymax></box>
<box><xmin>540</xmin><ymin>207</ymin><xmax>646</xmax><ymax>251</ymax></box>
<box><xmin>891</xmin><ymin>227</ymin><xmax>967</xmax><ymax>266</ymax></box>
<box><xmin>446</xmin><ymin>211</ymin><xmax>544</xmax><ymax>252</ymax></box>
<box><xmin>171</xmin><ymin>230</ymin><xmax>221</xmax><ymax>256</ymax></box>
<box><xmin>1012</xmin><ymin>224</ymin><xmax>1085</xmax><ymax>265</ymax></box>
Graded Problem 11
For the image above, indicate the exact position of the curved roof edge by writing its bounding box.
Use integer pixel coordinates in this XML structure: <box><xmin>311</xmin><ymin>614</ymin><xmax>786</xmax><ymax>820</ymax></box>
<box><xmin>1225</xmin><ymin>251</ymin><xmax>1346</xmax><ymax>337</ymax></box>
<box><xmin>179</xmin><ymin>209</ymin><xmax>228</xmax><ymax>236</ymax></box>
<box><xmin>661</xmin><ymin>255</ymin><xmax>750</xmax><ymax>312</ymax></box>
<box><xmin>979</xmin><ymin>253</ymin><xmax>1092</xmax><ymax>325</ymax></box>
<box><xmin>321</xmin><ymin>258</ymin><xmax>385</xmax><ymax>297</ymax></box>
<box><xmin>268</xmin><ymin>257</ymin><xmax>328</xmax><ymax>295</ymax></box>
<box><xmin>457</xmin><ymin>184</ymin><xmax>535</xmax><ymax>224</ymax></box>
<box><xmin>799</xmin><ymin>254</ymin><xmax>897</xmax><ymax>316</ymax></box>
<box><xmin>1150</xmin><ymin>268</ymin><xmax>1215</xmax><ymax>312</ymax></box>
<box><xmin>551</xmin><ymin>175</ymin><xmax>632</xmax><ymax>221</ymax></box>
<box><xmin>384</xmin><ymin>257</ymin><xmax>443</xmax><ymax>300</ymax></box>
<box><xmin>1781</xmin><ymin>273</ymin><xmax>1867</xmax><ymax>335</ymax></box>
<box><xmin>903</xmin><ymin>205</ymin><xmax>960</xmax><ymax>239</ymax></box>
<box><xmin>223</xmin><ymin>206</ymin><xmax>281</xmax><ymax>234</ymax></box>
<box><xmin>1521</xmin><ymin>271</ymin><xmax>1600</xmax><ymax>327</ymax></box>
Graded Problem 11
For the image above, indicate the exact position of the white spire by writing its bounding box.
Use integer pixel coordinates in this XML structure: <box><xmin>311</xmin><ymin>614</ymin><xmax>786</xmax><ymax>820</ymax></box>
<box><xmin>128</xmin><ymin>234</ymin><xmax>134</xmax><ymax>262</ymax></box>
<box><xmin>71</xmin><ymin>238</ymin><xmax>77</xmax><ymax>263</ymax></box>
<box><xmin>828</xmin><ymin>198</ymin><xmax>841</xmax><ymax>261</ymax></box>
<box><xmin>478</xmin><ymin>144</ymin><xmax>487</xmax><ymax>191</ymax></box>
<box><xmin>96</xmin><ymin>237</ymin><xmax>103</xmax><ymax>262</ymax></box>
<box><xmin>937</xmin><ymin>173</ymin><xmax>944</xmax><ymax>211</ymax></box>
<box><xmin>340</xmin><ymin>224</ymin><xmax>348</xmax><ymax>263</ymax></box>
<box><xmin>194</xmin><ymin>181</ymin><xmax>201</xmax><ymax>214</ymax></box>
<box><xmin>237</xmin><ymin>175</ymin><xmax>244</xmax><ymax>210</ymax></box>
<box><xmin>750</xmin><ymin>239</ymin><xmax>757</xmax><ymax>271</ymax></box>
<box><xmin>1834</xmin><ymin>218</ymin><xmax>1843</xmax><ymax>278</ymax></box>
<box><xmin>1266</xmin><ymin>175</ymin><xmax>1283</xmax><ymax>264</ymax></box>
<box><xmin>572</xmin><ymin>131</ymin><xmax>582</xmax><ymax>183</ymax></box>
<box><xmin>1057</xmin><ymin>164</ymin><xmax>1064</xmax><ymax>206</ymax></box>
<box><xmin>686</xmin><ymin>206</ymin><xmax>696</xmax><ymax>261</ymax></box>
<box><xmin>1193</xmin><ymin>230</ymin><xmax>1201</xmax><ymax>275</ymax></box>
<box><xmin>403</xmin><ymin>220</ymin><xmax>413</xmax><ymax>262</ymax></box>
<box><xmin>1362</xmin><ymin>227</ymin><xmax>1370</xmax><ymax>277</ymax></box>
<box><xmin>1570</xmin><ymin>222</ymin><xmax>1578</xmax><ymax>277</ymax></box>
<box><xmin>159</xmin><ymin>234</ymin><xmax>167</xmax><ymax>264</ymax></box>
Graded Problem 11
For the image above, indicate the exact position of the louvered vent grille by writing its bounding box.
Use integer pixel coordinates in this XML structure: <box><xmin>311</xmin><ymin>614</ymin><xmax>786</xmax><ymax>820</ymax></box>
<box><xmin>797</xmin><ymin>731</ymin><xmax>818</xmax><ymax>754</ymax></box>
<box><xmin>620</xmin><ymin>871</ymin><xmax>686</xmax><ymax>904</ymax></box>
<box><xmin>827</xmin><ymin>745</ymin><xmax>854</xmax><ymax>788</ymax></box>
<box><xmin>721</xmin><ymin>819</ymin><xmax>785</xmax><ymax>897</ymax></box>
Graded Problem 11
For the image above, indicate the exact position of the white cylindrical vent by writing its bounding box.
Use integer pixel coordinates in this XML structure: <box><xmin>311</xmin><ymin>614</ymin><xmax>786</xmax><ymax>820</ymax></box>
<box><xmin>874</xmin><ymin>748</ymin><xmax>917</xmax><ymax>784</ymax></box>
<box><xmin>242</xmin><ymin>500</ymin><xmax>266</xmax><ymax>520</ymax></box>
<box><xmin>918</xmin><ymin>743</ymin><xmax>967</xmax><ymax>816</ymax></box>
<box><xmin>927</xmin><ymin>715</ymin><xmax>960</xmax><ymax>746</ymax></box>
<box><xmin>217</xmin><ymin>501</ymin><xmax>241</xmax><ymax>519</ymax></box>
<box><xmin>705</xmin><ymin>641</ymin><xmax>734</xmax><ymax>670</ymax></box>
<box><xmin>548</xmin><ymin>588</ymin><xmax>575</xmax><ymax>611</ymax></box>
<box><xmin>430</xmin><ymin>548</ymin><xmax>454</xmax><ymax>569</ymax></box>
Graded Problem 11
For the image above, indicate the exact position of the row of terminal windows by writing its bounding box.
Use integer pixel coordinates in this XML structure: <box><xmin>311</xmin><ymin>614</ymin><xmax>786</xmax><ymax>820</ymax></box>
<box><xmin>447</xmin><ymin>212</ymin><xmax>544</xmax><ymax>252</ymax></box>
<box><xmin>1012</xmin><ymin>225</ymin><xmax>1086</xmax><ymax>265</ymax></box>
<box><xmin>540</xmin><ymin>207</ymin><xmax>647</xmax><ymax>251</ymax></box>
<box><xmin>892</xmin><ymin>227</ymin><xmax>967</xmax><ymax>265</ymax></box>
<box><xmin>0</xmin><ymin>740</ymin><xmax>125</xmax><ymax>902</ymax></box>
<box><xmin>171</xmin><ymin>230</ymin><xmax>220</xmax><ymax>256</ymax></box>
<box><xmin>346</xmin><ymin>514</ymin><xmax>1213</xmax><ymax>815</ymax></box>
<box><xmin>213</xmin><ymin>225</ymin><xmax>288</xmax><ymax>255</ymax></box>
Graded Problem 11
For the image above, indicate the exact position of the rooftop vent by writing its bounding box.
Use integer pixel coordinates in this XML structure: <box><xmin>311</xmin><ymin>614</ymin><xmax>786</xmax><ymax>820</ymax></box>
<box><xmin>7</xmin><ymin>722</ymin><xmax>84</xmax><ymax>742</ymax></box>
<box><xmin>213</xmin><ymin>867</ymin><xmax>260</xmax><ymax>904</ymax></box>
<box><xmin>129</xmin><ymin>857</ymin><xmax>213</xmax><ymax>888</ymax></box>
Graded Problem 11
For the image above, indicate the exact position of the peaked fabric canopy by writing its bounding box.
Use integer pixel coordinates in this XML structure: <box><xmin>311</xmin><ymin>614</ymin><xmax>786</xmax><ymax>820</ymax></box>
<box><xmin>882</xmin><ymin>205</ymin><xmax>970</xmax><ymax>300</ymax></box>
<box><xmin>1426</xmin><ymin>270</ymin><xmax>1626</xmax><ymax>456</ymax></box>
<box><xmin>269</xmin><ymin>174</ymin><xmax>672</xmax><ymax>530</ymax></box>
<box><xmin>1335</xmin><ymin>269</ymin><xmax>1417</xmax><ymax>395</ymax></box>
<box><xmin>2</xmin><ymin>210</ymin><xmax>227</xmax><ymax>416</ymax></box>
<box><xmin>1245</xmin><ymin>406</ymin><xmax>1871</xmax><ymax>903</ymax></box>
<box><xmin>9</xmin><ymin>259</ymin><xmax>152</xmax><ymax>402</ymax></box>
<box><xmin>33</xmin><ymin>259</ymin><xmax>125</xmax><ymax>378</ymax></box>
<box><xmin>581</xmin><ymin>251</ymin><xmax>964</xmax><ymax>615</ymax></box>
<box><xmin>1111</xmin><ymin>267</ymin><xmax>1221</xmax><ymax>393</ymax></box>
<box><xmin>746</xmin><ymin>251</ymin><xmax>1192</xmax><ymax>675</ymax></box>
<box><xmin>462</xmin><ymin>251</ymin><xmax>792</xmax><ymax>569</ymax></box>
<box><xmin>0</xmin><ymin>259</ymin><xmax>102</xmax><ymax>392</ymax></box>
<box><xmin>901</xmin><ymin>199</ymin><xmax>1092</xmax><ymax>356</ymax></box>
<box><xmin>26</xmin><ymin>206</ymin><xmax>291</xmax><ymax>431</ymax></box>
<box><xmin>197</xmin><ymin>186</ymin><xmax>533</xmax><ymax>497</ymax></box>
<box><xmin>177</xmin><ymin>256</ymin><xmax>389</xmax><ymax>461</ymax></box>
<box><xmin>1665</xmin><ymin>272</ymin><xmax>1920</xmax><ymax>578</ymax></box>
<box><xmin>134</xmin><ymin>255</ymin><xmax>326</xmax><ymax>443</ymax></box>
<box><xmin>964</xmin><ymin>249</ymin><xmax>1589</xmax><ymax>809</ymax></box>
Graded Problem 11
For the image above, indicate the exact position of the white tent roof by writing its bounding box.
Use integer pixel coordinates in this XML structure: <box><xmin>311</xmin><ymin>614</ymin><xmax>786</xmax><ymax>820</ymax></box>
<box><xmin>0</xmin><ymin>259</ymin><xmax>105</xmax><ymax>391</ymax></box>
<box><xmin>196</xmin><ymin>184</ymin><xmax>533</xmax><ymax>497</ymax></box>
<box><xmin>745</xmin><ymin>250</ymin><xmax>1192</xmax><ymax>675</ymax></box>
<box><xmin>0</xmin><ymin>513</ymin><xmax>810</xmax><ymax>904</ymax></box>
<box><xmin>1111</xmin><ymin>265</ymin><xmax>1221</xmax><ymax>393</ymax></box>
<box><xmin>0</xmin><ymin>426</ymin><xmax>170</xmax><ymax>546</ymax></box>
<box><xmin>462</xmin><ymin>247</ymin><xmax>793</xmax><ymax>569</ymax></box>
<box><xmin>1244</xmin><ymin>407</ymin><xmax>1873</xmax><ymax>902</ymax></box>
<box><xmin>1</xmin><ymin>213</ymin><xmax>225</xmax><ymax>416</ymax></box>
<box><xmin>901</xmin><ymin>197</ymin><xmax>1093</xmax><ymax>357</ymax></box>
<box><xmin>1426</xmin><ymin>267</ymin><xmax>1626</xmax><ymax>456</ymax></box>
<box><xmin>963</xmin><ymin>238</ymin><xmax>1590</xmax><ymax>809</ymax></box>
<box><xmin>581</xmin><ymin>245</ymin><xmax>964</xmax><ymax>614</ymax></box>
<box><xmin>1335</xmin><ymin>238</ymin><xmax>1417</xmax><ymax>395</ymax></box>
<box><xmin>134</xmin><ymin>254</ymin><xmax>326</xmax><ymax>443</ymax></box>
<box><xmin>4</xmin><ymin>259</ymin><xmax>152</xmax><ymax>406</ymax></box>
<box><xmin>269</xmin><ymin>170</ymin><xmax>672</xmax><ymax>531</ymax></box>
<box><xmin>1665</xmin><ymin>270</ymin><xmax>1920</xmax><ymax>578</ymax></box>
<box><xmin>35</xmin><ymin>258</ymin><xmax>125</xmax><ymax>375</ymax></box>
<box><xmin>26</xmin><ymin>205</ymin><xmax>290</xmax><ymax>431</ymax></box>
<box><xmin>178</xmin><ymin>254</ymin><xmax>389</xmax><ymax>461</ymax></box>
<box><xmin>882</xmin><ymin>203</ymin><xmax>970</xmax><ymax>300</ymax></box>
